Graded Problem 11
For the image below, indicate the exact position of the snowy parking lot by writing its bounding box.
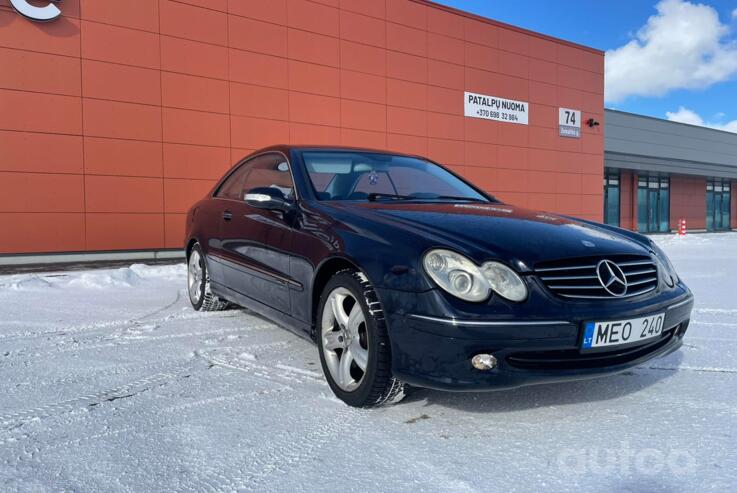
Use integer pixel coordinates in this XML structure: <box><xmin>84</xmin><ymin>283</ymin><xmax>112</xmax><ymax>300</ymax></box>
<box><xmin>1</xmin><ymin>233</ymin><xmax>736</xmax><ymax>492</ymax></box>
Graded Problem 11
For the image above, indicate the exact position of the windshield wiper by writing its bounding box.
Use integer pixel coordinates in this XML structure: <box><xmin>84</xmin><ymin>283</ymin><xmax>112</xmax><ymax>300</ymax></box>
<box><xmin>366</xmin><ymin>193</ymin><xmax>413</xmax><ymax>201</ymax></box>
<box><xmin>426</xmin><ymin>195</ymin><xmax>489</xmax><ymax>202</ymax></box>
<box><xmin>366</xmin><ymin>193</ymin><xmax>496</xmax><ymax>203</ymax></box>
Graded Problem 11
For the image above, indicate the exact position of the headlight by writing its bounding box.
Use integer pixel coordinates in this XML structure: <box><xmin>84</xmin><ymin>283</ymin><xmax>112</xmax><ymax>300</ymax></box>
<box><xmin>651</xmin><ymin>243</ymin><xmax>678</xmax><ymax>287</ymax></box>
<box><xmin>480</xmin><ymin>261</ymin><xmax>528</xmax><ymax>302</ymax></box>
<box><xmin>422</xmin><ymin>250</ymin><xmax>528</xmax><ymax>303</ymax></box>
<box><xmin>423</xmin><ymin>249</ymin><xmax>490</xmax><ymax>302</ymax></box>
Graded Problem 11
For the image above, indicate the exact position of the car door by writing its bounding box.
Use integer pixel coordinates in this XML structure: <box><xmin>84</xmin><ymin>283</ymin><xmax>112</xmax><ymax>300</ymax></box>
<box><xmin>270</xmin><ymin>204</ymin><xmax>337</xmax><ymax>326</ymax></box>
<box><xmin>217</xmin><ymin>153</ymin><xmax>295</xmax><ymax>314</ymax></box>
<box><xmin>206</xmin><ymin>160</ymin><xmax>253</xmax><ymax>287</ymax></box>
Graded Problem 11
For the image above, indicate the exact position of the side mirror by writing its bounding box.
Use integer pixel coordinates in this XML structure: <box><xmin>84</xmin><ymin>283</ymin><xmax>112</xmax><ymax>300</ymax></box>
<box><xmin>244</xmin><ymin>187</ymin><xmax>292</xmax><ymax>211</ymax></box>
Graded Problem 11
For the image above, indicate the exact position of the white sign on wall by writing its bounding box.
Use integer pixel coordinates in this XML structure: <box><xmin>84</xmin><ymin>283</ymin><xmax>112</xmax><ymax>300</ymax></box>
<box><xmin>464</xmin><ymin>91</ymin><xmax>529</xmax><ymax>125</ymax></box>
<box><xmin>9</xmin><ymin>0</ymin><xmax>62</xmax><ymax>22</ymax></box>
<box><xmin>559</xmin><ymin>107</ymin><xmax>581</xmax><ymax>138</ymax></box>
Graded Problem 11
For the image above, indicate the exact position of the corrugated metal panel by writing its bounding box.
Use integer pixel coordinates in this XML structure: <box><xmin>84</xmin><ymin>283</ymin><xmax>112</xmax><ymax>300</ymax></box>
<box><xmin>605</xmin><ymin>110</ymin><xmax>737</xmax><ymax>178</ymax></box>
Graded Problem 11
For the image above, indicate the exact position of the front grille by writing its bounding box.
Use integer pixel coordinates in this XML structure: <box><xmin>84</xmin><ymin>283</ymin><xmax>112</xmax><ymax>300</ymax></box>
<box><xmin>506</xmin><ymin>325</ymin><xmax>678</xmax><ymax>370</ymax></box>
<box><xmin>535</xmin><ymin>254</ymin><xmax>659</xmax><ymax>300</ymax></box>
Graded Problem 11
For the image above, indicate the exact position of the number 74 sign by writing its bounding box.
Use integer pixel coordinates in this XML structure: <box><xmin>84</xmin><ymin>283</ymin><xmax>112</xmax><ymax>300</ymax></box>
<box><xmin>559</xmin><ymin>107</ymin><xmax>581</xmax><ymax>139</ymax></box>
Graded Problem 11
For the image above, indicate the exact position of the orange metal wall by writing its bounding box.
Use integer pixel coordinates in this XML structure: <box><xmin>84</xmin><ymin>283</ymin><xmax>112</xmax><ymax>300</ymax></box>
<box><xmin>0</xmin><ymin>0</ymin><xmax>605</xmax><ymax>255</ymax></box>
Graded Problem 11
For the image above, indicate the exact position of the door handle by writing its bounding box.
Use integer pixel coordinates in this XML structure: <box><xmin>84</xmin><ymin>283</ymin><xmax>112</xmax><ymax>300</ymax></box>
<box><xmin>222</xmin><ymin>210</ymin><xmax>233</xmax><ymax>221</ymax></box>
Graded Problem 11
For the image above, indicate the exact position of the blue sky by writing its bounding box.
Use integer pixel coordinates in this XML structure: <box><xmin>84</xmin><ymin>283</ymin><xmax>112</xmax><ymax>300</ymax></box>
<box><xmin>437</xmin><ymin>0</ymin><xmax>737</xmax><ymax>132</ymax></box>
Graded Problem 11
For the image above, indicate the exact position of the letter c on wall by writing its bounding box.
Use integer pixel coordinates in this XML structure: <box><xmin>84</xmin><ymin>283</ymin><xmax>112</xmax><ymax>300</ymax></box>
<box><xmin>9</xmin><ymin>0</ymin><xmax>62</xmax><ymax>22</ymax></box>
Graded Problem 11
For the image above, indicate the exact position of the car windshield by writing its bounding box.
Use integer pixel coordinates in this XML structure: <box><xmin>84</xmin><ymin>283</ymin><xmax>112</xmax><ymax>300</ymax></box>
<box><xmin>301</xmin><ymin>151</ymin><xmax>491</xmax><ymax>202</ymax></box>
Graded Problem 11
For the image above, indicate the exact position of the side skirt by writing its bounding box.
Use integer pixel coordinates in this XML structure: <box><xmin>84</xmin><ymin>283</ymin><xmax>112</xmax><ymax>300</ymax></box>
<box><xmin>211</xmin><ymin>281</ymin><xmax>315</xmax><ymax>344</ymax></box>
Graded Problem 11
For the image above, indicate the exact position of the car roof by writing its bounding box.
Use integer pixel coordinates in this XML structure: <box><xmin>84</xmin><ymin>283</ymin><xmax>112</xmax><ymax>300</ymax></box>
<box><xmin>245</xmin><ymin>144</ymin><xmax>424</xmax><ymax>161</ymax></box>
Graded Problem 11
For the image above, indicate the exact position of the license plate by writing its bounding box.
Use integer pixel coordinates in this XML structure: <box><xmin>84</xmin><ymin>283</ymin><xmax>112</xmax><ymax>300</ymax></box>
<box><xmin>581</xmin><ymin>313</ymin><xmax>665</xmax><ymax>350</ymax></box>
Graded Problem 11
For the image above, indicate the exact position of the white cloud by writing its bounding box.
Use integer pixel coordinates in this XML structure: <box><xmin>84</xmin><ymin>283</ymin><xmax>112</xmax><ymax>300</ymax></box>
<box><xmin>732</xmin><ymin>7</ymin><xmax>737</xmax><ymax>19</ymax></box>
<box><xmin>605</xmin><ymin>0</ymin><xmax>737</xmax><ymax>102</ymax></box>
<box><xmin>666</xmin><ymin>106</ymin><xmax>737</xmax><ymax>133</ymax></box>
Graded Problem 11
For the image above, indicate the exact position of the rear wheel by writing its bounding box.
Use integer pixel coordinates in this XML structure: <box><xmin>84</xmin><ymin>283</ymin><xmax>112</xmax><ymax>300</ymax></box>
<box><xmin>188</xmin><ymin>243</ymin><xmax>231</xmax><ymax>312</ymax></box>
<box><xmin>317</xmin><ymin>270</ymin><xmax>405</xmax><ymax>407</ymax></box>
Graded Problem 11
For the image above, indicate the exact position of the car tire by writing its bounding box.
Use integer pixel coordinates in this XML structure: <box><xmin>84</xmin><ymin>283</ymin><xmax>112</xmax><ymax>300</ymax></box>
<box><xmin>188</xmin><ymin>243</ymin><xmax>231</xmax><ymax>312</ymax></box>
<box><xmin>316</xmin><ymin>269</ymin><xmax>405</xmax><ymax>407</ymax></box>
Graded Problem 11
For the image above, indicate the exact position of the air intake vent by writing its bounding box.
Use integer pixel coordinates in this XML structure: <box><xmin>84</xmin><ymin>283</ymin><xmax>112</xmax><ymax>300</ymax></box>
<box><xmin>535</xmin><ymin>254</ymin><xmax>658</xmax><ymax>299</ymax></box>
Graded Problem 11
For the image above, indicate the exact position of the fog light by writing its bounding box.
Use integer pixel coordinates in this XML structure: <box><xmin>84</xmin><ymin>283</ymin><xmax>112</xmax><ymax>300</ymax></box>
<box><xmin>471</xmin><ymin>353</ymin><xmax>497</xmax><ymax>371</ymax></box>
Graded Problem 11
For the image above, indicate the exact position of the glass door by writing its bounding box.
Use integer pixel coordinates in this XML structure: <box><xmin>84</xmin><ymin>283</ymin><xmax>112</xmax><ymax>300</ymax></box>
<box><xmin>638</xmin><ymin>175</ymin><xmax>670</xmax><ymax>233</ymax></box>
<box><xmin>706</xmin><ymin>181</ymin><xmax>714</xmax><ymax>231</ymax></box>
<box><xmin>721</xmin><ymin>182</ymin><xmax>731</xmax><ymax>229</ymax></box>
<box><xmin>659</xmin><ymin>179</ymin><xmax>670</xmax><ymax>232</ymax></box>
<box><xmin>647</xmin><ymin>187</ymin><xmax>659</xmax><ymax>232</ymax></box>
<box><xmin>603</xmin><ymin>169</ymin><xmax>620</xmax><ymax>226</ymax></box>
<box><xmin>707</xmin><ymin>178</ymin><xmax>732</xmax><ymax>231</ymax></box>
<box><xmin>637</xmin><ymin>182</ymin><xmax>647</xmax><ymax>232</ymax></box>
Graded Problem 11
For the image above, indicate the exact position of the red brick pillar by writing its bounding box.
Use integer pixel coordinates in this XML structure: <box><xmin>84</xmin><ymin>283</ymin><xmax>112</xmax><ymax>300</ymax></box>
<box><xmin>670</xmin><ymin>175</ymin><xmax>707</xmax><ymax>231</ymax></box>
<box><xmin>619</xmin><ymin>171</ymin><xmax>638</xmax><ymax>231</ymax></box>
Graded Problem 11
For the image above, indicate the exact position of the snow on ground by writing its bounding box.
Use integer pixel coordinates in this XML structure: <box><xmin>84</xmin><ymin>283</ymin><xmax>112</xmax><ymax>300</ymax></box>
<box><xmin>1</xmin><ymin>234</ymin><xmax>736</xmax><ymax>492</ymax></box>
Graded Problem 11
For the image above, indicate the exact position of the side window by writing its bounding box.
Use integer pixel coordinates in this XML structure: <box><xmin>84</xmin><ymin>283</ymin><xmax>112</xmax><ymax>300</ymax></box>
<box><xmin>215</xmin><ymin>153</ymin><xmax>294</xmax><ymax>200</ymax></box>
<box><xmin>216</xmin><ymin>162</ymin><xmax>251</xmax><ymax>200</ymax></box>
<box><xmin>242</xmin><ymin>154</ymin><xmax>294</xmax><ymax>199</ymax></box>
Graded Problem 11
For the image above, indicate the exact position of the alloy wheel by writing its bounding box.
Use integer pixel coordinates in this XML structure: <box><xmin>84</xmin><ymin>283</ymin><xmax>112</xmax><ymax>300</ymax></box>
<box><xmin>320</xmin><ymin>287</ymin><xmax>370</xmax><ymax>392</ymax></box>
<box><xmin>188</xmin><ymin>250</ymin><xmax>203</xmax><ymax>305</ymax></box>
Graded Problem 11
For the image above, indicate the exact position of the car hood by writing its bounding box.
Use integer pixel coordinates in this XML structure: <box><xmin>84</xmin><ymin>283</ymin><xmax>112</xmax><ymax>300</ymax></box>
<box><xmin>328</xmin><ymin>201</ymin><xmax>651</xmax><ymax>267</ymax></box>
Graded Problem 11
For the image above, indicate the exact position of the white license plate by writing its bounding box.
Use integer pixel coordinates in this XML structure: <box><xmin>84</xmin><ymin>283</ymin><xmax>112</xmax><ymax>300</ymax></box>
<box><xmin>581</xmin><ymin>313</ymin><xmax>665</xmax><ymax>350</ymax></box>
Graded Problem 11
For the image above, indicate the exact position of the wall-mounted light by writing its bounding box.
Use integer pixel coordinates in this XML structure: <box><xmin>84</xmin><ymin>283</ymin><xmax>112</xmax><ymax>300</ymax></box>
<box><xmin>586</xmin><ymin>118</ymin><xmax>600</xmax><ymax>128</ymax></box>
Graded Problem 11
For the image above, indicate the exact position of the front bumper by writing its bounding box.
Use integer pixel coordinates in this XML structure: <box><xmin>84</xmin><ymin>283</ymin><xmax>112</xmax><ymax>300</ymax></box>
<box><xmin>379</xmin><ymin>285</ymin><xmax>694</xmax><ymax>391</ymax></box>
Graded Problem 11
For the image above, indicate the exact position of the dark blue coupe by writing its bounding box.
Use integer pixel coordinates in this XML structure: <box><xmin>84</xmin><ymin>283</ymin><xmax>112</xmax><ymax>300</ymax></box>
<box><xmin>185</xmin><ymin>146</ymin><xmax>693</xmax><ymax>407</ymax></box>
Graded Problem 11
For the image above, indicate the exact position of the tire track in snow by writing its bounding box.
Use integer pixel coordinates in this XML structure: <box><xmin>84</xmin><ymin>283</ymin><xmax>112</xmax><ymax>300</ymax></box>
<box><xmin>0</xmin><ymin>309</ymin><xmax>244</xmax><ymax>343</ymax></box>
<box><xmin>0</xmin><ymin>361</ymin><xmax>195</xmax><ymax>435</ymax></box>
<box><xmin>37</xmin><ymin>425</ymin><xmax>139</xmax><ymax>453</ymax></box>
<box><xmin>0</xmin><ymin>288</ymin><xmax>185</xmax><ymax>341</ymax></box>
<box><xmin>176</xmin><ymin>396</ymin><xmax>363</xmax><ymax>492</ymax></box>
<box><xmin>0</xmin><ymin>423</ymin><xmax>141</xmax><ymax>456</ymax></box>
<box><xmin>174</xmin><ymin>349</ymin><xmax>352</xmax><ymax>492</ymax></box>
<box><xmin>198</xmin><ymin>348</ymin><xmax>325</xmax><ymax>387</ymax></box>
<box><xmin>2</xmin><ymin>324</ymin><xmax>275</xmax><ymax>363</ymax></box>
<box><xmin>693</xmin><ymin>307</ymin><xmax>737</xmax><ymax>315</ymax></box>
<box><xmin>161</xmin><ymin>387</ymin><xmax>295</xmax><ymax>415</ymax></box>
<box><xmin>645</xmin><ymin>364</ymin><xmax>737</xmax><ymax>374</ymax></box>
<box><xmin>4</xmin><ymin>357</ymin><xmax>188</xmax><ymax>393</ymax></box>
<box><xmin>691</xmin><ymin>320</ymin><xmax>737</xmax><ymax>328</ymax></box>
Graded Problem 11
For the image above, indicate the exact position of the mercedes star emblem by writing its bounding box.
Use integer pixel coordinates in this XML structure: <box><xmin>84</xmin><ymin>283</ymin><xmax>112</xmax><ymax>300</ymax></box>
<box><xmin>596</xmin><ymin>259</ymin><xmax>628</xmax><ymax>297</ymax></box>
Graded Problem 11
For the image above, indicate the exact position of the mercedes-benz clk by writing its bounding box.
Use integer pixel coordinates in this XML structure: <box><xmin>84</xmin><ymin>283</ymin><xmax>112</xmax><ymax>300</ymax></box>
<box><xmin>184</xmin><ymin>145</ymin><xmax>694</xmax><ymax>407</ymax></box>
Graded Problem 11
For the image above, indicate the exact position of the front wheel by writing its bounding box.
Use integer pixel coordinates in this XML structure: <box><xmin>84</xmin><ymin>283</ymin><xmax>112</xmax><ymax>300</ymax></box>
<box><xmin>188</xmin><ymin>243</ymin><xmax>231</xmax><ymax>312</ymax></box>
<box><xmin>317</xmin><ymin>270</ymin><xmax>405</xmax><ymax>407</ymax></box>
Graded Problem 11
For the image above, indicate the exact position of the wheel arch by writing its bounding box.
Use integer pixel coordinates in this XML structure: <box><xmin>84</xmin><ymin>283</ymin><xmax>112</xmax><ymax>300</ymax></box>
<box><xmin>310</xmin><ymin>256</ymin><xmax>364</xmax><ymax>337</ymax></box>
<box><xmin>312</xmin><ymin>257</ymin><xmax>406</xmax><ymax>406</ymax></box>
<box><xmin>185</xmin><ymin>237</ymin><xmax>199</xmax><ymax>260</ymax></box>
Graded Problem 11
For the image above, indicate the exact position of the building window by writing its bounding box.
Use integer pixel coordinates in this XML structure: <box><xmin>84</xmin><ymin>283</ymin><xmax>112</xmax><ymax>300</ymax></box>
<box><xmin>637</xmin><ymin>175</ymin><xmax>670</xmax><ymax>233</ymax></box>
<box><xmin>603</xmin><ymin>169</ymin><xmax>620</xmax><ymax>226</ymax></box>
<box><xmin>706</xmin><ymin>178</ymin><xmax>731</xmax><ymax>231</ymax></box>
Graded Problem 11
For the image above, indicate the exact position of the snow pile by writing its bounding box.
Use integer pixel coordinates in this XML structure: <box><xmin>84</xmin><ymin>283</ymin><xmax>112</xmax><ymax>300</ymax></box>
<box><xmin>129</xmin><ymin>263</ymin><xmax>186</xmax><ymax>281</ymax></box>
<box><xmin>66</xmin><ymin>267</ymin><xmax>142</xmax><ymax>289</ymax></box>
<box><xmin>0</xmin><ymin>263</ymin><xmax>186</xmax><ymax>291</ymax></box>
<box><xmin>0</xmin><ymin>275</ymin><xmax>53</xmax><ymax>291</ymax></box>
